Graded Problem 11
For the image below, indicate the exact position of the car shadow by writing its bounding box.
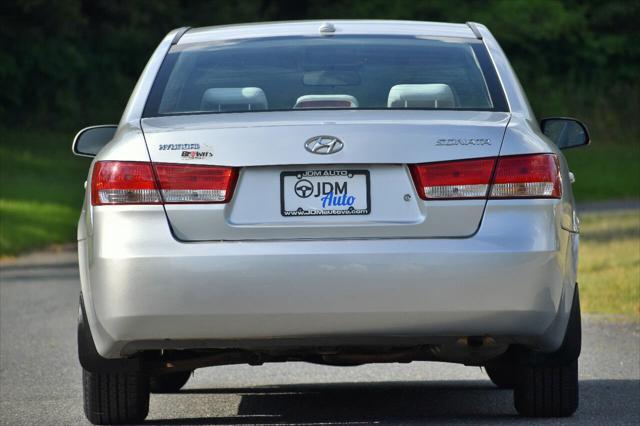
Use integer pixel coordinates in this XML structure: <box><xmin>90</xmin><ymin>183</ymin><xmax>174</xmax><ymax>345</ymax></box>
<box><xmin>144</xmin><ymin>379</ymin><xmax>640</xmax><ymax>425</ymax></box>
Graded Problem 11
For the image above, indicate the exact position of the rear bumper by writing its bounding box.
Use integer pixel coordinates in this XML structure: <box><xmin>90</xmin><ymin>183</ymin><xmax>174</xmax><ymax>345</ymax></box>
<box><xmin>78</xmin><ymin>200</ymin><xmax>577</xmax><ymax>359</ymax></box>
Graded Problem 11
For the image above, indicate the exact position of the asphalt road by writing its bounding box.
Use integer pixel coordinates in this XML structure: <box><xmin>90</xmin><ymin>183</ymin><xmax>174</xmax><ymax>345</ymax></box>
<box><xmin>1</xmin><ymin>254</ymin><xmax>639</xmax><ymax>425</ymax></box>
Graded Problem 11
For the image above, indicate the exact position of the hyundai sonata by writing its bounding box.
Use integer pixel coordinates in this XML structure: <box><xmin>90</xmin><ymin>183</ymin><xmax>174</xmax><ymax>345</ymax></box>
<box><xmin>73</xmin><ymin>20</ymin><xmax>589</xmax><ymax>424</ymax></box>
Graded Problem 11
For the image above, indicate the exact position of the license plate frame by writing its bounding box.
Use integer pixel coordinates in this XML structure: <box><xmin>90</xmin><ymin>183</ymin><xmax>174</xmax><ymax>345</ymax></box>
<box><xmin>280</xmin><ymin>169</ymin><xmax>371</xmax><ymax>217</ymax></box>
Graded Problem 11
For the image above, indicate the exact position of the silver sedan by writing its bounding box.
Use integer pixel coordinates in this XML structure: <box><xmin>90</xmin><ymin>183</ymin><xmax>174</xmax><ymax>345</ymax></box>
<box><xmin>73</xmin><ymin>20</ymin><xmax>590</xmax><ymax>424</ymax></box>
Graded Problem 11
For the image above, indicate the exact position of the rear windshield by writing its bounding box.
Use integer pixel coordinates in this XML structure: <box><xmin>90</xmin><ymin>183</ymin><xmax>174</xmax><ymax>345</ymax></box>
<box><xmin>143</xmin><ymin>35</ymin><xmax>508</xmax><ymax>117</ymax></box>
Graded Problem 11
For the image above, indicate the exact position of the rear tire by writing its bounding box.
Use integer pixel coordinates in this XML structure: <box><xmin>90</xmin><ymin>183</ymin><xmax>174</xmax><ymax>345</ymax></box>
<box><xmin>514</xmin><ymin>359</ymin><xmax>578</xmax><ymax>417</ymax></box>
<box><xmin>485</xmin><ymin>363</ymin><xmax>515</xmax><ymax>389</ymax></box>
<box><xmin>150</xmin><ymin>370</ymin><xmax>192</xmax><ymax>393</ymax></box>
<box><xmin>513</xmin><ymin>283</ymin><xmax>581</xmax><ymax>417</ymax></box>
<box><xmin>83</xmin><ymin>369</ymin><xmax>150</xmax><ymax>425</ymax></box>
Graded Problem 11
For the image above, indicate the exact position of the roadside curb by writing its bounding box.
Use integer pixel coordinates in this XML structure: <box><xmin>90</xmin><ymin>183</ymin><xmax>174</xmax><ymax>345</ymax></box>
<box><xmin>0</xmin><ymin>243</ymin><xmax>77</xmax><ymax>269</ymax></box>
<box><xmin>583</xmin><ymin>313</ymin><xmax>640</xmax><ymax>326</ymax></box>
<box><xmin>577</xmin><ymin>199</ymin><xmax>640</xmax><ymax>213</ymax></box>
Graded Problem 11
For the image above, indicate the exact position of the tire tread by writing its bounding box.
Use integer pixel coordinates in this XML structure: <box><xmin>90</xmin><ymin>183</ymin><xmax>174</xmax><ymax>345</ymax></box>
<box><xmin>83</xmin><ymin>369</ymin><xmax>149</xmax><ymax>425</ymax></box>
<box><xmin>514</xmin><ymin>359</ymin><xmax>578</xmax><ymax>417</ymax></box>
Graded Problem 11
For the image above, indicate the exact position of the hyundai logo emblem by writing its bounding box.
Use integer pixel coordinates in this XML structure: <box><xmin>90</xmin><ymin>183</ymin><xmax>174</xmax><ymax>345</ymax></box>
<box><xmin>305</xmin><ymin>136</ymin><xmax>344</xmax><ymax>155</ymax></box>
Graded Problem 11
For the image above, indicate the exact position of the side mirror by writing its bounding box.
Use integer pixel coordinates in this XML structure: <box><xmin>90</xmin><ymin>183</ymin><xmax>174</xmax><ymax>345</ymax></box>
<box><xmin>540</xmin><ymin>118</ymin><xmax>590</xmax><ymax>150</ymax></box>
<box><xmin>72</xmin><ymin>125</ymin><xmax>117</xmax><ymax>157</ymax></box>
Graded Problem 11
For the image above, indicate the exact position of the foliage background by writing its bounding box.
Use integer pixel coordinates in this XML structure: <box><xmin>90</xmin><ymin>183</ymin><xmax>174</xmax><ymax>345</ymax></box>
<box><xmin>1</xmin><ymin>0</ymin><xmax>638</xmax><ymax>140</ymax></box>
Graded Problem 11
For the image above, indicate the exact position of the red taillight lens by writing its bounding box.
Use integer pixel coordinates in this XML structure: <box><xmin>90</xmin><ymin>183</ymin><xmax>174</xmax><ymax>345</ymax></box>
<box><xmin>92</xmin><ymin>161</ymin><xmax>160</xmax><ymax>205</ymax></box>
<box><xmin>410</xmin><ymin>154</ymin><xmax>561</xmax><ymax>200</ymax></box>
<box><xmin>409</xmin><ymin>158</ymin><xmax>495</xmax><ymax>199</ymax></box>
<box><xmin>91</xmin><ymin>161</ymin><xmax>237</xmax><ymax>205</ymax></box>
<box><xmin>490</xmin><ymin>154</ymin><xmax>561</xmax><ymax>198</ymax></box>
<box><xmin>154</xmin><ymin>163</ymin><xmax>237</xmax><ymax>203</ymax></box>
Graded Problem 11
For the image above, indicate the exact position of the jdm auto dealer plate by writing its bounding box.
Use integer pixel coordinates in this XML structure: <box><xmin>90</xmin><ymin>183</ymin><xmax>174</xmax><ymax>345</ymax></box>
<box><xmin>281</xmin><ymin>169</ymin><xmax>370</xmax><ymax>217</ymax></box>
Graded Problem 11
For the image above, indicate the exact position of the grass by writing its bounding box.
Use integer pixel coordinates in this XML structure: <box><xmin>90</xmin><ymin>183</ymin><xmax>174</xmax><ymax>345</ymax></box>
<box><xmin>0</xmin><ymin>129</ymin><xmax>90</xmax><ymax>255</ymax></box>
<box><xmin>578</xmin><ymin>210</ymin><xmax>640</xmax><ymax>318</ymax></box>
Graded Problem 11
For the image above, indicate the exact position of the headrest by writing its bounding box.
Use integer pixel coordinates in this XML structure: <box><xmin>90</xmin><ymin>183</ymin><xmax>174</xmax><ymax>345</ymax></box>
<box><xmin>294</xmin><ymin>94</ymin><xmax>359</xmax><ymax>109</ymax></box>
<box><xmin>201</xmin><ymin>87</ymin><xmax>268</xmax><ymax>112</ymax></box>
<box><xmin>387</xmin><ymin>84</ymin><xmax>455</xmax><ymax>108</ymax></box>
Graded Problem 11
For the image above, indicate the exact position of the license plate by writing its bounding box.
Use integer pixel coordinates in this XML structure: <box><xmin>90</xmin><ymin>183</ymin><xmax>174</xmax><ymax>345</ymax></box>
<box><xmin>281</xmin><ymin>169</ymin><xmax>370</xmax><ymax>217</ymax></box>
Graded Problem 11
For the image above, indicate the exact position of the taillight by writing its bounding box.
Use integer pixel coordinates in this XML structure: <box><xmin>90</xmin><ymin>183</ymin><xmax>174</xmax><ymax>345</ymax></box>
<box><xmin>154</xmin><ymin>163</ymin><xmax>237</xmax><ymax>203</ymax></box>
<box><xmin>410</xmin><ymin>154</ymin><xmax>561</xmax><ymax>200</ymax></box>
<box><xmin>91</xmin><ymin>161</ymin><xmax>237</xmax><ymax>206</ymax></box>
<box><xmin>409</xmin><ymin>158</ymin><xmax>495</xmax><ymax>199</ymax></box>
<box><xmin>92</xmin><ymin>162</ymin><xmax>160</xmax><ymax>205</ymax></box>
<box><xmin>490</xmin><ymin>154</ymin><xmax>561</xmax><ymax>198</ymax></box>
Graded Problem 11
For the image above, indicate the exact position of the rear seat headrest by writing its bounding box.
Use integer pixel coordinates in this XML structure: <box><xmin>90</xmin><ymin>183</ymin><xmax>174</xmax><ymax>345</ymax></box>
<box><xmin>294</xmin><ymin>94</ymin><xmax>359</xmax><ymax>109</ymax></box>
<box><xmin>387</xmin><ymin>84</ymin><xmax>455</xmax><ymax>108</ymax></box>
<box><xmin>201</xmin><ymin>87</ymin><xmax>268</xmax><ymax>111</ymax></box>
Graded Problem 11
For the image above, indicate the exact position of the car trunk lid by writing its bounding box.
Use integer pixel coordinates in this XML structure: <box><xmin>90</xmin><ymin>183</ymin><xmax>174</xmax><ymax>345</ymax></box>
<box><xmin>140</xmin><ymin>110</ymin><xmax>509</xmax><ymax>240</ymax></box>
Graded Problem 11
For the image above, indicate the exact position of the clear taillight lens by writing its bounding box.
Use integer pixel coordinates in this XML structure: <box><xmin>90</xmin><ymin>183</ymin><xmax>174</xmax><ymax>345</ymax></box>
<box><xmin>91</xmin><ymin>161</ymin><xmax>237</xmax><ymax>206</ymax></box>
<box><xmin>410</xmin><ymin>154</ymin><xmax>561</xmax><ymax>200</ymax></box>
